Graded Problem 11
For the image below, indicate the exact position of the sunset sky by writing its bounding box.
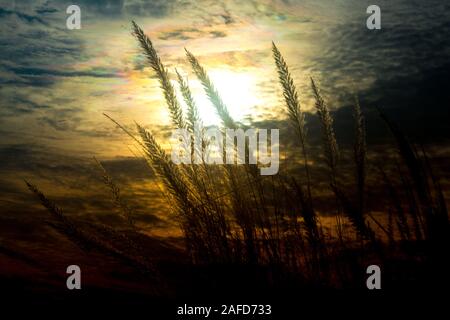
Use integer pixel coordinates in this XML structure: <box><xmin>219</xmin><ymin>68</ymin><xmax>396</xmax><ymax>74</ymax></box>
<box><xmin>1</xmin><ymin>0</ymin><xmax>449</xmax><ymax>235</ymax></box>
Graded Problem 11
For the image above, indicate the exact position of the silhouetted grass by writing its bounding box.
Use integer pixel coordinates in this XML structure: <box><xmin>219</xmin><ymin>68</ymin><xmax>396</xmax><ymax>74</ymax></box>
<box><xmin>23</xmin><ymin>22</ymin><xmax>449</xmax><ymax>292</ymax></box>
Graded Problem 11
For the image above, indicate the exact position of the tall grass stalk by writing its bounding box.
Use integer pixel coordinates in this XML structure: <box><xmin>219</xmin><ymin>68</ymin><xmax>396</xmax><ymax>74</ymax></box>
<box><xmin>24</xmin><ymin>22</ymin><xmax>449</xmax><ymax>291</ymax></box>
<box><xmin>311</xmin><ymin>77</ymin><xmax>339</xmax><ymax>186</ymax></box>
<box><xmin>353</xmin><ymin>96</ymin><xmax>366</xmax><ymax>214</ymax></box>
<box><xmin>272</xmin><ymin>42</ymin><xmax>312</xmax><ymax>202</ymax></box>
<box><xmin>185</xmin><ymin>49</ymin><xmax>236</xmax><ymax>129</ymax></box>
<box><xmin>132</xmin><ymin>21</ymin><xmax>185</xmax><ymax>129</ymax></box>
<box><xmin>94</xmin><ymin>157</ymin><xmax>135</xmax><ymax>228</ymax></box>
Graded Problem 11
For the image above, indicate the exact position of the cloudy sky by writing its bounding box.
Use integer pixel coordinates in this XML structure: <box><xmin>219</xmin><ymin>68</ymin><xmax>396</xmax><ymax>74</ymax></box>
<box><xmin>1</xmin><ymin>0</ymin><xmax>449</xmax><ymax>234</ymax></box>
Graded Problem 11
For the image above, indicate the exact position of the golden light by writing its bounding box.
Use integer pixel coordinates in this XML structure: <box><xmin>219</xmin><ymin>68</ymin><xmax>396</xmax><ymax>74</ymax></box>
<box><xmin>183</xmin><ymin>69</ymin><xmax>262</xmax><ymax>126</ymax></box>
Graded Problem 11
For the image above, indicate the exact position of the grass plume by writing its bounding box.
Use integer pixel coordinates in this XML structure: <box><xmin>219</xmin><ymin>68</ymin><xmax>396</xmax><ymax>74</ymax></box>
<box><xmin>132</xmin><ymin>21</ymin><xmax>185</xmax><ymax>129</ymax></box>
<box><xmin>272</xmin><ymin>42</ymin><xmax>312</xmax><ymax>200</ymax></box>
<box><xmin>23</xmin><ymin>22</ymin><xmax>450</xmax><ymax>293</ymax></box>
<box><xmin>185</xmin><ymin>48</ymin><xmax>237</xmax><ymax>129</ymax></box>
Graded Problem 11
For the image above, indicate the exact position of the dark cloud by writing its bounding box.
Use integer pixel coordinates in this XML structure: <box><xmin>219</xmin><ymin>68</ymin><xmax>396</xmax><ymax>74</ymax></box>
<box><xmin>0</xmin><ymin>143</ymin><xmax>165</xmax><ymax>227</ymax></box>
<box><xmin>6</xmin><ymin>66</ymin><xmax>118</xmax><ymax>78</ymax></box>
<box><xmin>209</xmin><ymin>30</ymin><xmax>226</xmax><ymax>38</ymax></box>
<box><xmin>156</xmin><ymin>27</ymin><xmax>227</xmax><ymax>41</ymax></box>
<box><xmin>0</xmin><ymin>95</ymin><xmax>51</xmax><ymax>116</ymax></box>
<box><xmin>220</xmin><ymin>10</ymin><xmax>234</xmax><ymax>25</ymax></box>
<box><xmin>38</xmin><ymin>115</ymin><xmax>80</xmax><ymax>131</ymax></box>
<box><xmin>308</xmin><ymin>0</ymin><xmax>450</xmax><ymax>142</ymax></box>
<box><xmin>0</xmin><ymin>7</ymin><xmax>47</xmax><ymax>24</ymax></box>
<box><xmin>47</xmin><ymin>0</ymin><xmax>176</xmax><ymax>17</ymax></box>
<box><xmin>35</xmin><ymin>6</ymin><xmax>59</xmax><ymax>15</ymax></box>
<box><xmin>158</xmin><ymin>30</ymin><xmax>193</xmax><ymax>41</ymax></box>
<box><xmin>68</xmin><ymin>0</ymin><xmax>125</xmax><ymax>16</ymax></box>
<box><xmin>124</xmin><ymin>0</ymin><xmax>175</xmax><ymax>17</ymax></box>
<box><xmin>0</xmin><ymin>3</ymin><xmax>85</xmax><ymax>90</ymax></box>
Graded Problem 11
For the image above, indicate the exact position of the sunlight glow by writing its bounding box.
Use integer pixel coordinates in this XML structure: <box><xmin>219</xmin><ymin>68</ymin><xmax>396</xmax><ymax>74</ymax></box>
<box><xmin>187</xmin><ymin>69</ymin><xmax>261</xmax><ymax>126</ymax></box>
